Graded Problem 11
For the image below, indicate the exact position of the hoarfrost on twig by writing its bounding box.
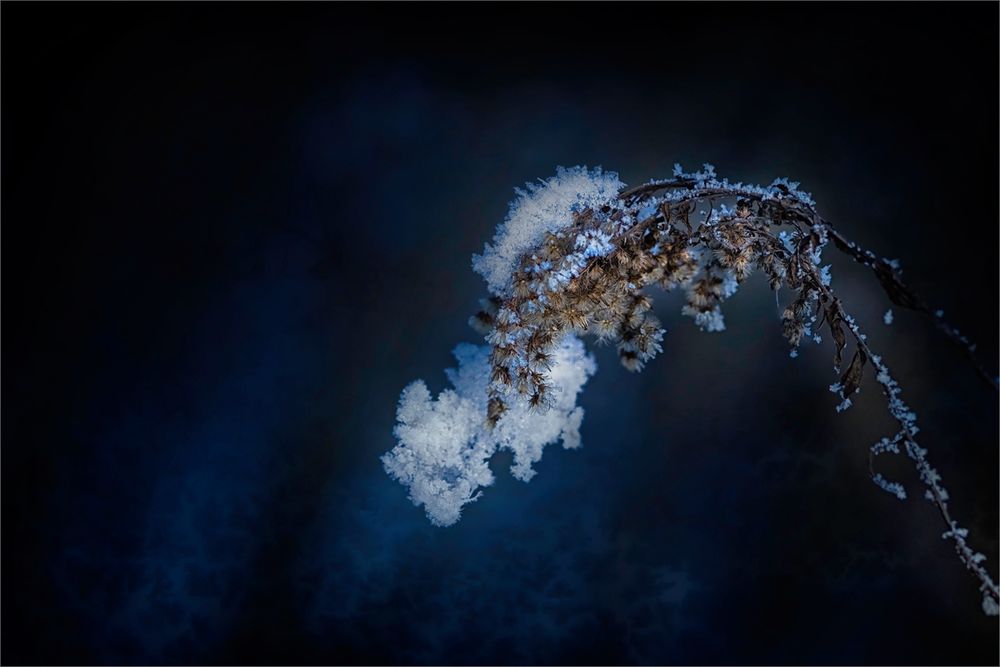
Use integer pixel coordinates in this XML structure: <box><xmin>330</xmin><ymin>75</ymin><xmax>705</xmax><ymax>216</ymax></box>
<box><xmin>383</xmin><ymin>164</ymin><xmax>999</xmax><ymax>614</ymax></box>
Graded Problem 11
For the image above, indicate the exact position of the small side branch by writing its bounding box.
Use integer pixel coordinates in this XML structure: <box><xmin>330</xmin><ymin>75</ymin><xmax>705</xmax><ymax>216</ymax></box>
<box><xmin>813</xmin><ymin>279</ymin><xmax>1000</xmax><ymax>608</ymax></box>
<box><xmin>824</xmin><ymin>226</ymin><xmax>999</xmax><ymax>392</ymax></box>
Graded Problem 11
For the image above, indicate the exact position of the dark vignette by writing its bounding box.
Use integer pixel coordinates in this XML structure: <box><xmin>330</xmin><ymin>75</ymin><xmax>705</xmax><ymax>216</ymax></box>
<box><xmin>3</xmin><ymin>2</ymin><xmax>998</xmax><ymax>665</ymax></box>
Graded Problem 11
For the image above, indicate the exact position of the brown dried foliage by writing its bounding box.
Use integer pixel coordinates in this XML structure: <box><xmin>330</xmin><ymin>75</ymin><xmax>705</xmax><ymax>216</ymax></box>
<box><xmin>469</xmin><ymin>174</ymin><xmax>998</xmax><ymax>611</ymax></box>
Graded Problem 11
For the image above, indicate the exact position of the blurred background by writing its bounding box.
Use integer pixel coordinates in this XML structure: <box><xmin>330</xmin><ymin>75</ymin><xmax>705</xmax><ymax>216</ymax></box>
<box><xmin>3</xmin><ymin>3</ymin><xmax>998</xmax><ymax>664</ymax></box>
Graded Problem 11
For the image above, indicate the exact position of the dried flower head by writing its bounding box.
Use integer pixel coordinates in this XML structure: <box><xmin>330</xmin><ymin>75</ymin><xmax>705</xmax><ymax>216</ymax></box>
<box><xmin>383</xmin><ymin>164</ymin><xmax>999</xmax><ymax>616</ymax></box>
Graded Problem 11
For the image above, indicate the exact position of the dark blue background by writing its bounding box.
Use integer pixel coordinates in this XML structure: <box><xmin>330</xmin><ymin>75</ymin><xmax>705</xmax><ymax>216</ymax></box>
<box><xmin>3</xmin><ymin>3</ymin><xmax>998</xmax><ymax>664</ymax></box>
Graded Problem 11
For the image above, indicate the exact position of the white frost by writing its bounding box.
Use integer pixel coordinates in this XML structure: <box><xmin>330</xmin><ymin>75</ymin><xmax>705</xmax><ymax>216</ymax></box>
<box><xmin>872</xmin><ymin>473</ymin><xmax>907</xmax><ymax>500</ymax></box>
<box><xmin>472</xmin><ymin>166</ymin><xmax>624</xmax><ymax>295</ymax></box>
<box><xmin>682</xmin><ymin>304</ymin><xmax>726</xmax><ymax>332</ymax></box>
<box><xmin>382</xmin><ymin>334</ymin><xmax>597</xmax><ymax>526</ymax></box>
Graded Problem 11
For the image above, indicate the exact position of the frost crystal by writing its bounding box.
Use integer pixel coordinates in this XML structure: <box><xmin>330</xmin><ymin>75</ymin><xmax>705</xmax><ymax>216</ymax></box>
<box><xmin>472</xmin><ymin>166</ymin><xmax>624</xmax><ymax>296</ymax></box>
<box><xmin>872</xmin><ymin>473</ymin><xmax>907</xmax><ymax>500</ymax></box>
<box><xmin>983</xmin><ymin>593</ymin><xmax>1000</xmax><ymax>616</ymax></box>
<box><xmin>382</xmin><ymin>334</ymin><xmax>596</xmax><ymax>526</ymax></box>
<box><xmin>683</xmin><ymin>304</ymin><xmax>726</xmax><ymax>332</ymax></box>
<box><xmin>818</xmin><ymin>265</ymin><xmax>832</xmax><ymax>286</ymax></box>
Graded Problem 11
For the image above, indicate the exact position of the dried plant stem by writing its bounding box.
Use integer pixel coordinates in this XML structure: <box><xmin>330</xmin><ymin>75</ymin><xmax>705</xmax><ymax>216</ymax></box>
<box><xmin>624</xmin><ymin>177</ymin><xmax>999</xmax><ymax>605</ymax></box>
<box><xmin>475</xmin><ymin>170</ymin><xmax>998</xmax><ymax>612</ymax></box>
<box><xmin>811</xmin><ymin>275</ymin><xmax>1000</xmax><ymax>608</ymax></box>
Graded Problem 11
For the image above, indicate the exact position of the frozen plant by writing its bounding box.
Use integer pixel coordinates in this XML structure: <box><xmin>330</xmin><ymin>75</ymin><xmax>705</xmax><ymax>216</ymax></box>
<box><xmin>382</xmin><ymin>165</ymin><xmax>999</xmax><ymax>615</ymax></box>
<box><xmin>382</xmin><ymin>334</ymin><xmax>595</xmax><ymax>527</ymax></box>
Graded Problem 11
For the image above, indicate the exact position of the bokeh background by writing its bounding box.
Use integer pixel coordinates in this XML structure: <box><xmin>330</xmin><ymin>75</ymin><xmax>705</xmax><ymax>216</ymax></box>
<box><xmin>3</xmin><ymin>3</ymin><xmax>998</xmax><ymax>665</ymax></box>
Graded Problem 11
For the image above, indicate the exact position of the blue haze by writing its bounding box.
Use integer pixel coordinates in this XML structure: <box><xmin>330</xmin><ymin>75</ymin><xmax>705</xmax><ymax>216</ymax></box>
<box><xmin>2</xmin><ymin>4</ymin><xmax>997</xmax><ymax>665</ymax></box>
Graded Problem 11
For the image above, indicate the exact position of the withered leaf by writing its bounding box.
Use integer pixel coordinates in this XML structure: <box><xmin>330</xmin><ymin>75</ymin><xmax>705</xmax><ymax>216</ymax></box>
<box><xmin>827</xmin><ymin>306</ymin><xmax>846</xmax><ymax>370</ymax></box>
<box><xmin>814</xmin><ymin>305</ymin><xmax>828</xmax><ymax>330</ymax></box>
<box><xmin>840</xmin><ymin>348</ymin><xmax>868</xmax><ymax>398</ymax></box>
<box><xmin>874</xmin><ymin>260</ymin><xmax>921</xmax><ymax>310</ymax></box>
<box><xmin>830</xmin><ymin>233</ymin><xmax>852</xmax><ymax>254</ymax></box>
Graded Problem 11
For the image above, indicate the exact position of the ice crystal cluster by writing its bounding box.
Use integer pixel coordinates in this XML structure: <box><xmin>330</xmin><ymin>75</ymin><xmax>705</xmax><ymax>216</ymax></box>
<box><xmin>471</xmin><ymin>166</ymin><xmax>625</xmax><ymax>295</ymax></box>
<box><xmin>382</xmin><ymin>334</ymin><xmax>594</xmax><ymax>527</ymax></box>
<box><xmin>382</xmin><ymin>165</ymin><xmax>999</xmax><ymax>614</ymax></box>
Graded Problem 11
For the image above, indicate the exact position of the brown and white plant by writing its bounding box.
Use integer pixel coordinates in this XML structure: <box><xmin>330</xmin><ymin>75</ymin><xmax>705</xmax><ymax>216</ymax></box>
<box><xmin>381</xmin><ymin>165</ymin><xmax>999</xmax><ymax>616</ymax></box>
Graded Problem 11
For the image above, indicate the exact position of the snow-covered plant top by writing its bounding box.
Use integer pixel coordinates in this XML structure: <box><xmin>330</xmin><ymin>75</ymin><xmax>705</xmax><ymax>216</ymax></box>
<box><xmin>472</xmin><ymin>166</ymin><xmax>625</xmax><ymax>295</ymax></box>
<box><xmin>382</xmin><ymin>164</ymin><xmax>999</xmax><ymax>616</ymax></box>
<box><xmin>383</xmin><ymin>334</ymin><xmax>594</xmax><ymax>527</ymax></box>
